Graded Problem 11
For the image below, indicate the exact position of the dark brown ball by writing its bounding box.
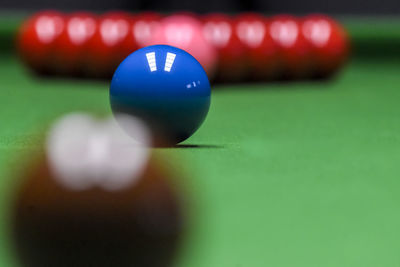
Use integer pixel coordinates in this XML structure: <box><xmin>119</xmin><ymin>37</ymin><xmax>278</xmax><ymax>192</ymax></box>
<box><xmin>11</xmin><ymin>154</ymin><xmax>184</xmax><ymax>267</ymax></box>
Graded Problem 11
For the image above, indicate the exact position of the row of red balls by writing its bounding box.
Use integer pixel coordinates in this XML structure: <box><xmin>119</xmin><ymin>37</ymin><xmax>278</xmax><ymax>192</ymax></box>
<box><xmin>18</xmin><ymin>11</ymin><xmax>350</xmax><ymax>82</ymax></box>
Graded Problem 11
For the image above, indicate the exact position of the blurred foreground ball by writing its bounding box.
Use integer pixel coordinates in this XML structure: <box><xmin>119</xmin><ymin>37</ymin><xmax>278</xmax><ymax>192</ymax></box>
<box><xmin>11</xmin><ymin>113</ymin><xmax>184</xmax><ymax>267</ymax></box>
<box><xmin>110</xmin><ymin>45</ymin><xmax>211</xmax><ymax>145</ymax></box>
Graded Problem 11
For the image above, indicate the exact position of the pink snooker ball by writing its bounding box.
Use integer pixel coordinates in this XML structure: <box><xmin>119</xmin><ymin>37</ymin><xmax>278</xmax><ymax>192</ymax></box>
<box><xmin>148</xmin><ymin>15</ymin><xmax>217</xmax><ymax>78</ymax></box>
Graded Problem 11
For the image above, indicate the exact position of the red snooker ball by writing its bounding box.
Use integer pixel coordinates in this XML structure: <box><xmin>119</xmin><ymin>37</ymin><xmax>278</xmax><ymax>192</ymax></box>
<box><xmin>85</xmin><ymin>12</ymin><xmax>131</xmax><ymax>78</ymax></box>
<box><xmin>149</xmin><ymin>14</ymin><xmax>218</xmax><ymax>78</ymax></box>
<box><xmin>53</xmin><ymin>12</ymin><xmax>97</xmax><ymax>76</ymax></box>
<box><xmin>17</xmin><ymin>11</ymin><xmax>65</xmax><ymax>75</ymax></box>
<box><xmin>202</xmin><ymin>13</ymin><xmax>247</xmax><ymax>82</ymax></box>
<box><xmin>269</xmin><ymin>15</ymin><xmax>312</xmax><ymax>79</ymax></box>
<box><xmin>301</xmin><ymin>14</ymin><xmax>350</xmax><ymax>78</ymax></box>
<box><xmin>126</xmin><ymin>12</ymin><xmax>162</xmax><ymax>50</ymax></box>
<box><xmin>235</xmin><ymin>13</ymin><xmax>281</xmax><ymax>80</ymax></box>
<box><xmin>114</xmin><ymin>12</ymin><xmax>161</xmax><ymax>65</ymax></box>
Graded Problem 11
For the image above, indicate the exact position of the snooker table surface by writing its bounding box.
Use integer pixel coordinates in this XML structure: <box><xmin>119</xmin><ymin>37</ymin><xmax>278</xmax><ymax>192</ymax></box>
<box><xmin>1</xmin><ymin>16</ymin><xmax>400</xmax><ymax>267</ymax></box>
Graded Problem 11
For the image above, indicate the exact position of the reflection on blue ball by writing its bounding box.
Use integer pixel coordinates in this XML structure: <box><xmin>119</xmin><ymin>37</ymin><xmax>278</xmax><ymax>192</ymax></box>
<box><xmin>110</xmin><ymin>45</ymin><xmax>211</xmax><ymax>145</ymax></box>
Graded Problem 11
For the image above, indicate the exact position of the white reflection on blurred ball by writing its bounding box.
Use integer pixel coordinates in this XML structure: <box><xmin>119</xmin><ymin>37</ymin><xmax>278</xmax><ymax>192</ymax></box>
<box><xmin>46</xmin><ymin>113</ymin><xmax>151</xmax><ymax>191</ymax></box>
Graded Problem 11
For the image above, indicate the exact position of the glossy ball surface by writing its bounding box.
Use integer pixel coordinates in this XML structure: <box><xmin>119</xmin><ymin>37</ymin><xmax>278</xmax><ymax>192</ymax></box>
<box><xmin>148</xmin><ymin>15</ymin><xmax>217</xmax><ymax>77</ymax></box>
<box><xmin>110</xmin><ymin>45</ymin><xmax>211</xmax><ymax>145</ymax></box>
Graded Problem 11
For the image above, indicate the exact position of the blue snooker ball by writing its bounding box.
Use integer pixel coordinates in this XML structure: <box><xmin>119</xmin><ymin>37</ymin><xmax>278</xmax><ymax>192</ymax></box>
<box><xmin>109</xmin><ymin>45</ymin><xmax>211</xmax><ymax>145</ymax></box>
